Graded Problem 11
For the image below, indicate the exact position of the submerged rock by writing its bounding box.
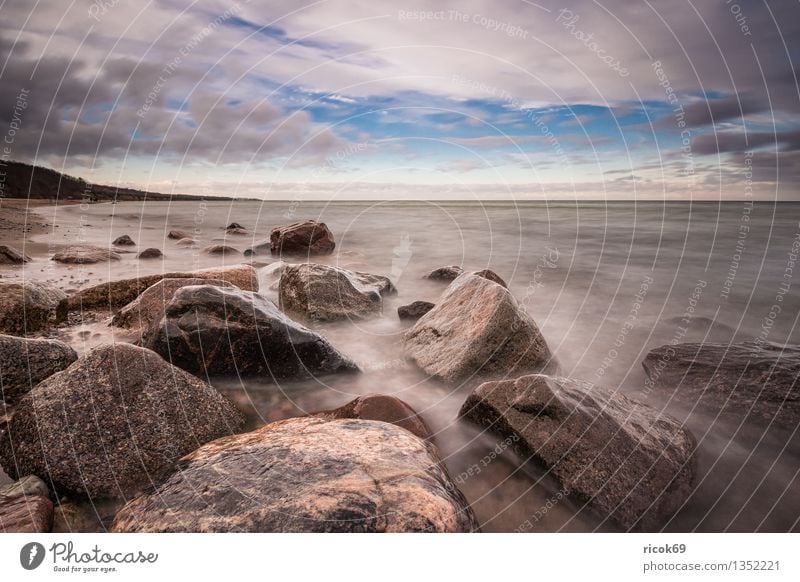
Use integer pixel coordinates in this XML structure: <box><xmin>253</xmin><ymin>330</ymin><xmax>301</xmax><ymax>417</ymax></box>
<box><xmin>424</xmin><ymin>265</ymin><xmax>463</xmax><ymax>281</ymax></box>
<box><xmin>0</xmin><ymin>334</ymin><xmax>77</xmax><ymax>402</ymax></box>
<box><xmin>225</xmin><ymin>222</ymin><xmax>244</xmax><ymax>230</ymax></box>
<box><xmin>0</xmin><ymin>245</ymin><xmax>30</xmax><ymax>264</ymax></box>
<box><xmin>460</xmin><ymin>374</ymin><xmax>696</xmax><ymax>531</ymax></box>
<box><xmin>65</xmin><ymin>264</ymin><xmax>258</xmax><ymax>310</ymax></box>
<box><xmin>642</xmin><ymin>341</ymin><xmax>800</xmax><ymax>431</ymax></box>
<box><xmin>52</xmin><ymin>245</ymin><xmax>120</xmax><ymax>264</ymax></box>
<box><xmin>0</xmin><ymin>281</ymin><xmax>67</xmax><ymax>334</ymax></box>
<box><xmin>111</xmin><ymin>277</ymin><xmax>232</xmax><ymax>331</ymax></box>
<box><xmin>137</xmin><ymin>248</ymin><xmax>163</xmax><ymax>259</ymax></box>
<box><xmin>403</xmin><ymin>272</ymin><xmax>555</xmax><ymax>383</ymax></box>
<box><xmin>143</xmin><ymin>284</ymin><xmax>358</xmax><ymax>379</ymax></box>
<box><xmin>279</xmin><ymin>263</ymin><xmax>396</xmax><ymax>322</ymax></box>
<box><xmin>312</xmin><ymin>394</ymin><xmax>432</xmax><ymax>440</ymax></box>
<box><xmin>111</xmin><ymin>417</ymin><xmax>478</xmax><ymax>532</ymax></box>
<box><xmin>0</xmin><ymin>343</ymin><xmax>244</xmax><ymax>498</ymax></box>
<box><xmin>174</xmin><ymin>237</ymin><xmax>197</xmax><ymax>247</ymax></box>
<box><xmin>112</xmin><ymin>235</ymin><xmax>135</xmax><ymax>246</ymax></box>
<box><xmin>397</xmin><ymin>301</ymin><xmax>435</xmax><ymax>321</ymax></box>
<box><xmin>168</xmin><ymin>230</ymin><xmax>190</xmax><ymax>239</ymax></box>
<box><xmin>243</xmin><ymin>240</ymin><xmax>271</xmax><ymax>257</ymax></box>
<box><xmin>203</xmin><ymin>244</ymin><xmax>240</xmax><ymax>256</ymax></box>
<box><xmin>270</xmin><ymin>220</ymin><xmax>335</xmax><ymax>256</ymax></box>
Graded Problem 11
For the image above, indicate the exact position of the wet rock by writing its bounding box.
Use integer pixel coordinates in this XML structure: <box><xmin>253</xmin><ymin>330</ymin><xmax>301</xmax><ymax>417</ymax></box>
<box><xmin>203</xmin><ymin>244</ymin><xmax>240</xmax><ymax>256</ymax></box>
<box><xmin>112</xmin><ymin>235</ymin><xmax>135</xmax><ymax>246</ymax></box>
<box><xmin>111</xmin><ymin>417</ymin><xmax>478</xmax><ymax>532</ymax></box>
<box><xmin>474</xmin><ymin>269</ymin><xmax>507</xmax><ymax>288</ymax></box>
<box><xmin>403</xmin><ymin>272</ymin><xmax>555</xmax><ymax>383</ymax></box>
<box><xmin>111</xmin><ymin>277</ymin><xmax>232</xmax><ymax>331</ymax></box>
<box><xmin>0</xmin><ymin>281</ymin><xmax>67</xmax><ymax>334</ymax></box>
<box><xmin>0</xmin><ymin>245</ymin><xmax>30</xmax><ymax>264</ymax></box>
<box><xmin>137</xmin><ymin>248</ymin><xmax>163</xmax><ymax>259</ymax></box>
<box><xmin>225</xmin><ymin>228</ymin><xmax>248</xmax><ymax>236</ymax></box>
<box><xmin>65</xmin><ymin>264</ymin><xmax>258</xmax><ymax>310</ymax></box>
<box><xmin>279</xmin><ymin>263</ymin><xmax>396</xmax><ymax>322</ymax></box>
<box><xmin>143</xmin><ymin>285</ymin><xmax>358</xmax><ymax>379</ymax></box>
<box><xmin>168</xmin><ymin>230</ymin><xmax>190</xmax><ymax>239</ymax></box>
<box><xmin>398</xmin><ymin>301</ymin><xmax>435</xmax><ymax>321</ymax></box>
<box><xmin>642</xmin><ymin>341</ymin><xmax>800</xmax><ymax>431</ymax></box>
<box><xmin>270</xmin><ymin>220</ymin><xmax>335</xmax><ymax>256</ymax></box>
<box><xmin>312</xmin><ymin>394</ymin><xmax>432</xmax><ymax>440</ymax></box>
<box><xmin>424</xmin><ymin>265</ymin><xmax>463</xmax><ymax>281</ymax></box>
<box><xmin>0</xmin><ymin>334</ymin><xmax>77</xmax><ymax>402</ymax></box>
<box><xmin>0</xmin><ymin>492</ymin><xmax>53</xmax><ymax>532</ymax></box>
<box><xmin>244</xmin><ymin>240</ymin><xmax>271</xmax><ymax>257</ymax></box>
<box><xmin>226</xmin><ymin>222</ymin><xmax>244</xmax><ymax>230</ymax></box>
<box><xmin>174</xmin><ymin>237</ymin><xmax>197</xmax><ymax>247</ymax></box>
<box><xmin>52</xmin><ymin>245</ymin><xmax>120</xmax><ymax>264</ymax></box>
<box><xmin>460</xmin><ymin>374</ymin><xmax>696</xmax><ymax>531</ymax></box>
<box><xmin>0</xmin><ymin>343</ymin><xmax>244</xmax><ymax>498</ymax></box>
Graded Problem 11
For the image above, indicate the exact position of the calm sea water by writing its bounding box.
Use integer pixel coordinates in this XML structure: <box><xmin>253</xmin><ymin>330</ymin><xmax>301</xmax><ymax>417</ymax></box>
<box><xmin>4</xmin><ymin>199</ymin><xmax>800</xmax><ymax>531</ymax></box>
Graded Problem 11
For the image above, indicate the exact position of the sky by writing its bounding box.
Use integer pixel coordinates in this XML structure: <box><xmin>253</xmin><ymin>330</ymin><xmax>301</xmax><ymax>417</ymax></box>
<box><xmin>0</xmin><ymin>0</ymin><xmax>798</xmax><ymax>200</ymax></box>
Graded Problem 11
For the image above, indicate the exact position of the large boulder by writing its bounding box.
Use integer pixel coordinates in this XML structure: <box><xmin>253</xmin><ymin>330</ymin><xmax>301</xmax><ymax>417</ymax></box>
<box><xmin>0</xmin><ymin>281</ymin><xmax>67</xmax><ymax>334</ymax></box>
<box><xmin>403</xmin><ymin>272</ymin><xmax>555</xmax><ymax>383</ymax></box>
<box><xmin>0</xmin><ymin>343</ymin><xmax>244</xmax><ymax>498</ymax></box>
<box><xmin>111</xmin><ymin>417</ymin><xmax>478</xmax><ymax>532</ymax></box>
<box><xmin>0</xmin><ymin>245</ymin><xmax>30</xmax><ymax>264</ymax></box>
<box><xmin>0</xmin><ymin>335</ymin><xmax>77</xmax><ymax>402</ymax></box>
<box><xmin>270</xmin><ymin>220</ymin><xmax>335</xmax><ymax>256</ymax></box>
<box><xmin>279</xmin><ymin>263</ymin><xmax>396</xmax><ymax>322</ymax></box>
<box><xmin>52</xmin><ymin>245</ymin><xmax>120</xmax><ymax>264</ymax></box>
<box><xmin>65</xmin><ymin>264</ymin><xmax>258</xmax><ymax>310</ymax></box>
<box><xmin>312</xmin><ymin>394</ymin><xmax>432</xmax><ymax>440</ymax></box>
<box><xmin>0</xmin><ymin>476</ymin><xmax>53</xmax><ymax>532</ymax></box>
<box><xmin>460</xmin><ymin>374</ymin><xmax>696</xmax><ymax>531</ymax></box>
<box><xmin>642</xmin><ymin>341</ymin><xmax>800</xmax><ymax>431</ymax></box>
<box><xmin>143</xmin><ymin>285</ymin><xmax>358</xmax><ymax>379</ymax></box>
<box><xmin>110</xmin><ymin>277</ymin><xmax>233</xmax><ymax>331</ymax></box>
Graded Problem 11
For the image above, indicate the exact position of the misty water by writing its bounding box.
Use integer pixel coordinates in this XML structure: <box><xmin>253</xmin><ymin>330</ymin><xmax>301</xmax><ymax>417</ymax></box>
<box><xmin>6</xmin><ymin>199</ymin><xmax>800</xmax><ymax>532</ymax></box>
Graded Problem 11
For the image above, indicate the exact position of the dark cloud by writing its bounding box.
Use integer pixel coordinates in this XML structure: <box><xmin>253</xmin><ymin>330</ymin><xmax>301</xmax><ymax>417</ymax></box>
<box><xmin>692</xmin><ymin>130</ymin><xmax>800</xmax><ymax>155</ymax></box>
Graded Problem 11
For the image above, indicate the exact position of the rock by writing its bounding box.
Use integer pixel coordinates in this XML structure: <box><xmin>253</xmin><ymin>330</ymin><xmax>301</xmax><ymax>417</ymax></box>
<box><xmin>111</xmin><ymin>417</ymin><xmax>478</xmax><ymax>532</ymax></box>
<box><xmin>65</xmin><ymin>264</ymin><xmax>258</xmax><ymax>310</ymax></box>
<box><xmin>174</xmin><ymin>237</ymin><xmax>197</xmax><ymax>247</ymax></box>
<box><xmin>0</xmin><ymin>493</ymin><xmax>53</xmax><ymax>532</ymax></box>
<box><xmin>270</xmin><ymin>220</ymin><xmax>335</xmax><ymax>256</ymax></box>
<box><xmin>474</xmin><ymin>269</ymin><xmax>507</xmax><ymax>288</ymax></box>
<box><xmin>168</xmin><ymin>230</ymin><xmax>190</xmax><ymax>239</ymax></box>
<box><xmin>0</xmin><ymin>343</ymin><xmax>244</xmax><ymax>498</ymax></box>
<box><xmin>403</xmin><ymin>273</ymin><xmax>555</xmax><ymax>383</ymax></box>
<box><xmin>0</xmin><ymin>281</ymin><xmax>67</xmax><ymax>334</ymax></box>
<box><xmin>460</xmin><ymin>374</ymin><xmax>696</xmax><ymax>531</ymax></box>
<box><xmin>137</xmin><ymin>248</ymin><xmax>163</xmax><ymax>259</ymax></box>
<box><xmin>225</xmin><ymin>228</ymin><xmax>248</xmax><ymax>236</ymax></box>
<box><xmin>398</xmin><ymin>301</ymin><xmax>435</xmax><ymax>320</ymax></box>
<box><xmin>0</xmin><ymin>475</ymin><xmax>50</xmax><ymax>498</ymax></box>
<box><xmin>0</xmin><ymin>245</ymin><xmax>30</xmax><ymax>264</ymax></box>
<box><xmin>112</xmin><ymin>235</ymin><xmax>135</xmax><ymax>246</ymax></box>
<box><xmin>203</xmin><ymin>244</ymin><xmax>240</xmax><ymax>256</ymax></box>
<box><xmin>279</xmin><ymin>263</ymin><xmax>396</xmax><ymax>322</ymax></box>
<box><xmin>425</xmin><ymin>265</ymin><xmax>463</xmax><ymax>281</ymax></box>
<box><xmin>225</xmin><ymin>222</ymin><xmax>244</xmax><ymax>230</ymax></box>
<box><xmin>111</xmin><ymin>277</ymin><xmax>232</xmax><ymax>331</ymax></box>
<box><xmin>642</xmin><ymin>341</ymin><xmax>800</xmax><ymax>431</ymax></box>
<box><xmin>244</xmin><ymin>240</ymin><xmax>271</xmax><ymax>256</ymax></box>
<box><xmin>143</xmin><ymin>285</ymin><xmax>358</xmax><ymax>379</ymax></box>
<box><xmin>52</xmin><ymin>245</ymin><xmax>120</xmax><ymax>264</ymax></box>
<box><xmin>0</xmin><ymin>334</ymin><xmax>77</xmax><ymax>402</ymax></box>
<box><xmin>312</xmin><ymin>394</ymin><xmax>432</xmax><ymax>440</ymax></box>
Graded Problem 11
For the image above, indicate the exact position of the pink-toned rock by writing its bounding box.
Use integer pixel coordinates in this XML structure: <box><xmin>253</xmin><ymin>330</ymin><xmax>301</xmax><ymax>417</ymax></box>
<box><xmin>312</xmin><ymin>394</ymin><xmax>432</xmax><ymax>440</ymax></box>
<box><xmin>270</xmin><ymin>220</ymin><xmax>335</xmax><ymax>256</ymax></box>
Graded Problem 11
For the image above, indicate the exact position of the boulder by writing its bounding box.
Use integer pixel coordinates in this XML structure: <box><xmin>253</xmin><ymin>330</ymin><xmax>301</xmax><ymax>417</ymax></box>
<box><xmin>0</xmin><ymin>281</ymin><xmax>67</xmax><ymax>334</ymax></box>
<box><xmin>460</xmin><ymin>374</ymin><xmax>696</xmax><ymax>531</ymax></box>
<box><xmin>0</xmin><ymin>492</ymin><xmax>53</xmax><ymax>533</ymax></box>
<box><xmin>398</xmin><ymin>301</ymin><xmax>435</xmax><ymax>321</ymax></box>
<box><xmin>52</xmin><ymin>245</ymin><xmax>120</xmax><ymax>264</ymax></box>
<box><xmin>137</xmin><ymin>248</ymin><xmax>163</xmax><ymax>259</ymax></box>
<box><xmin>0</xmin><ymin>335</ymin><xmax>77</xmax><ymax>402</ymax></box>
<box><xmin>312</xmin><ymin>394</ymin><xmax>432</xmax><ymax>440</ymax></box>
<box><xmin>168</xmin><ymin>230</ymin><xmax>190</xmax><ymax>239</ymax></box>
<box><xmin>112</xmin><ymin>235</ymin><xmax>135</xmax><ymax>246</ymax></box>
<box><xmin>143</xmin><ymin>285</ymin><xmax>358</xmax><ymax>379</ymax></box>
<box><xmin>424</xmin><ymin>265</ymin><xmax>463</xmax><ymax>281</ymax></box>
<box><xmin>244</xmin><ymin>240</ymin><xmax>271</xmax><ymax>257</ymax></box>
<box><xmin>0</xmin><ymin>343</ymin><xmax>244</xmax><ymax>498</ymax></box>
<box><xmin>0</xmin><ymin>474</ymin><xmax>49</xmax><ymax>498</ymax></box>
<box><xmin>65</xmin><ymin>264</ymin><xmax>258</xmax><ymax>310</ymax></box>
<box><xmin>474</xmin><ymin>269</ymin><xmax>507</xmax><ymax>288</ymax></box>
<box><xmin>111</xmin><ymin>277</ymin><xmax>232</xmax><ymax>331</ymax></box>
<box><xmin>279</xmin><ymin>263</ymin><xmax>396</xmax><ymax>322</ymax></box>
<box><xmin>203</xmin><ymin>244</ymin><xmax>240</xmax><ymax>256</ymax></box>
<box><xmin>642</xmin><ymin>341</ymin><xmax>800</xmax><ymax>431</ymax></box>
<box><xmin>0</xmin><ymin>245</ymin><xmax>30</xmax><ymax>264</ymax></box>
<box><xmin>111</xmin><ymin>417</ymin><xmax>478</xmax><ymax>532</ymax></box>
<box><xmin>403</xmin><ymin>273</ymin><xmax>555</xmax><ymax>383</ymax></box>
<box><xmin>270</xmin><ymin>220</ymin><xmax>335</xmax><ymax>256</ymax></box>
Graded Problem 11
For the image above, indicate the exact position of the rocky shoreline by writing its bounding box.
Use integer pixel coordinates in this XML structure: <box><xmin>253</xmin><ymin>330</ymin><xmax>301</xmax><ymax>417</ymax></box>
<box><xmin>1</xmin><ymin>214</ymin><xmax>795</xmax><ymax>533</ymax></box>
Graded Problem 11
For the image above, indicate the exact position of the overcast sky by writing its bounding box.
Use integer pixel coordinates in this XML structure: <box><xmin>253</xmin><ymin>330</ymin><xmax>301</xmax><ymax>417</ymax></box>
<box><xmin>1</xmin><ymin>0</ymin><xmax>798</xmax><ymax>200</ymax></box>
